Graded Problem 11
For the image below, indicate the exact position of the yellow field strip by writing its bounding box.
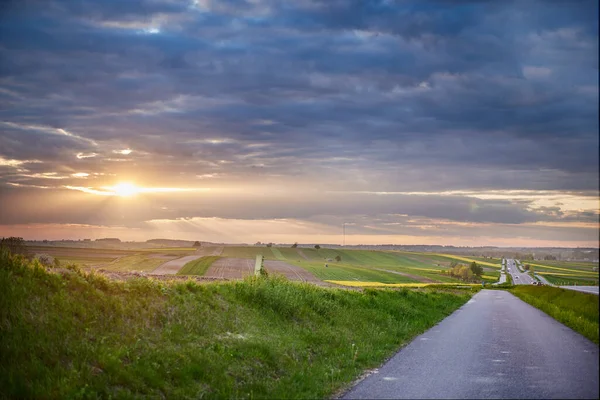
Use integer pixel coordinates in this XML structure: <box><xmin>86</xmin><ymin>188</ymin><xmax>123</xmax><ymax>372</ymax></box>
<box><xmin>535</xmin><ymin>271</ymin><xmax>598</xmax><ymax>277</ymax></box>
<box><xmin>400</xmin><ymin>252</ymin><xmax>501</xmax><ymax>268</ymax></box>
<box><xmin>435</xmin><ymin>254</ymin><xmax>501</xmax><ymax>268</ymax></box>
<box><xmin>481</xmin><ymin>275</ymin><xmax>497</xmax><ymax>280</ymax></box>
<box><xmin>527</xmin><ymin>262</ymin><xmax>598</xmax><ymax>275</ymax></box>
<box><xmin>403</xmin><ymin>267</ymin><xmax>446</xmax><ymax>273</ymax></box>
<box><xmin>326</xmin><ymin>281</ymin><xmax>481</xmax><ymax>288</ymax></box>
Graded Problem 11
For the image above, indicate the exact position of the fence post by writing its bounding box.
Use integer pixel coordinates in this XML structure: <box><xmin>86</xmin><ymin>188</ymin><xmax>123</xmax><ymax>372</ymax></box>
<box><xmin>254</xmin><ymin>254</ymin><xmax>264</xmax><ymax>276</ymax></box>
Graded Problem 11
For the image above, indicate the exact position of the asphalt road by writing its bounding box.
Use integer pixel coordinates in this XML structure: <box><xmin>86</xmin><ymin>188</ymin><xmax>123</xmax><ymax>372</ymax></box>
<box><xmin>505</xmin><ymin>258</ymin><xmax>535</xmax><ymax>285</ymax></box>
<box><xmin>343</xmin><ymin>289</ymin><xmax>599</xmax><ymax>399</ymax></box>
<box><xmin>560</xmin><ymin>286</ymin><xmax>599</xmax><ymax>295</ymax></box>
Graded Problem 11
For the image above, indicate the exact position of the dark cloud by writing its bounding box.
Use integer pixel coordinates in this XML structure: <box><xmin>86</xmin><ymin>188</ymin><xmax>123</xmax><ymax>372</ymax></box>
<box><xmin>0</xmin><ymin>0</ymin><xmax>597</xmax><ymax>243</ymax></box>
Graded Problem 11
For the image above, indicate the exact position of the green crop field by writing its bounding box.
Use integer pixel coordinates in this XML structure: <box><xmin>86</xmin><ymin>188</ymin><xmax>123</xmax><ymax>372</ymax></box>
<box><xmin>220</xmin><ymin>247</ymin><xmax>492</xmax><ymax>285</ymax></box>
<box><xmin>523</xmin><ymin>259</ymin><xmax>599</xmax><ymax>286</ymax></box>
<box><xmin>177</xmin><ymin>256</ymin><xmax>221</xmax><ymax>276</ymax></box>
<box><xmin>290</xmin><ymin>261</ymin><xmax>420</xmax><ymax>283</ymax></box>
<box><xmin>169</xmin><ymin>246</ymin><xmax>501</xmax><ymax>285</ymax></box>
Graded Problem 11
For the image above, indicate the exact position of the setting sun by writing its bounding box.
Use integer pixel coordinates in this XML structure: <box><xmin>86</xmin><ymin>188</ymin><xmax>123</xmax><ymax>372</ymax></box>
<box><xmin>112</xmin><ymin>183</ymin><xmax>138</xmax><ymax>197</ymax></box>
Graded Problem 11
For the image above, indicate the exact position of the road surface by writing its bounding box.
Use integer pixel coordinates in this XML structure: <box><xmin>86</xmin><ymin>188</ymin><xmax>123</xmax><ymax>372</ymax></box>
<box><xmin>505</xmin><ymin>258</ymin><xmax>535</xmax><ymax>285</ymax></box>
<box><xmin>493</xmin><ymin>272</ymin><xmax>507</xmax><ymax>285</ymax></box>
<box><xmin>343</xmin><ymin>289</ymin><xmax>598</xmax><ymax>399</ymax></box>
<box><xmin>560</xmin><ymin>286</ymin><xmax>599</xmax><ymax>295</ymax></box>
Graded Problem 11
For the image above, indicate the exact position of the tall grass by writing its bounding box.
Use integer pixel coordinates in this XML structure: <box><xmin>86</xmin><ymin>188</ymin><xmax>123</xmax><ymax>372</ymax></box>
<box><xmin>510</xmin><ymin>285</ymin><xmax>599</xmax><ymax>344</ymax></box>
<box><xmin>0</xmin><ymin>249</ymin><xmax>471</xmax><ymax>399</ymax></box>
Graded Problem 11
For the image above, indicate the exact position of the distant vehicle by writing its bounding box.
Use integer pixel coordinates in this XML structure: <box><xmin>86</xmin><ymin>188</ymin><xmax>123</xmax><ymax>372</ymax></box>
<box><xmin>515</xmin><ymin>276</ymin><xmax>519</xmax><ymax>279</ymax></box>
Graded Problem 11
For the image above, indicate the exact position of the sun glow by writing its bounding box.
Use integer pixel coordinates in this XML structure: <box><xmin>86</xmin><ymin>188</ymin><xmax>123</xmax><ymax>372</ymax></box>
<box><xmin>112</xmin><ymin>182</ymin><xmax>138</xmax><ymax>197</ymax></box>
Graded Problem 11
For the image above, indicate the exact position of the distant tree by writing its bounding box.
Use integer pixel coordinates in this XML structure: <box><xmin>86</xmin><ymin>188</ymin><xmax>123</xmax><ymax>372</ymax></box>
<box><xmin>193</xmin><ymin>241</ymin><xmax>201</xmax><ymax>247</ymax></box>
<box><xmin>543</xmin><ymin>255</ymin><xmax>557</xmax><ymax>261</ymax></box>
<box><xmin>449</xmin><ymin>260</ymin><xmax>458</xmax><ymax>268</ymax></box>
<box><xmin>523</xmin><ymin>264</ymin><xmax>530</xmax><ymax>271</ymax></box>
<box><xmin>255</xmin><ymin>241</ymin><xmax>262</xmax><ymax>246</ymax></box>
<box><xmin>314</xmin><ymin>245</ymin><xmax>321</xmax><ymax>250</ymax></box>
<box><xmin>0</xmin><ymin>237</ymin><xmax>27</xmax><ymax>256</ymax></box>
<box><xmin>469</xmin><ymin>261</ymin><xmax>483</xmax><ymax>276</ymax></box>
<box><xmin>335</xmin><ymin>255</ymin><xmax>342</xmax><ymax>262</ymax></box>
<box><xmin>291</xmin><ymin>242</ymin><xmax>298</xmax><ymax>248</ymax></box>
<box><xmin>266</xmin><ymin>243</ymin><xmax>272</xmax><ymax>247</ymax></box>
<box><xmin>96</xmin><ymin>238</ymin><xmax>121</xmax><ymax>242</ymax></box>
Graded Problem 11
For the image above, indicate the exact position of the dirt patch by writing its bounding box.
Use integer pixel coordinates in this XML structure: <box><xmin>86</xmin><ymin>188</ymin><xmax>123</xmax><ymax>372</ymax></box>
<box><xmin>211</xmin><ymin>246</ymin><xmax>224</xmax><ymax>256</ymax></box>
<box><xmin>264</xmin><ymin>260</ymin><xmax>320</xmax><ymax>282</ymax></box>
<box><xmin>204</xmin><ymin>258</ymin><xmax>322</xmax><ymax>283</ymax></box>
<box><xmin>373</xmin><ymin>268</ymin><xmax>436</xmax><ymax>283</ymax></box>
<box><xmin>204</xmin><ymin>258</ymin><xmax>255</xmax><ymax>279</ymax></box>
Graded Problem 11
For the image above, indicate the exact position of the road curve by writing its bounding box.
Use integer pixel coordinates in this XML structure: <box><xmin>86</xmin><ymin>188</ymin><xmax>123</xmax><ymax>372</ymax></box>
<box><xmin>343</xmin><ymin>289</ymin><xmax>598</xmax><ymax>399</ymax></box>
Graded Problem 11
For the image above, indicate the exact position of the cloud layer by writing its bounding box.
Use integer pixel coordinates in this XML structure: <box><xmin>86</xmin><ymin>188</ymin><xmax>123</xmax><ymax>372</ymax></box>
<box><xmin>0</xmin><ymin>0</ymin><xmax>598</xmax><ymax>245</ymax></box>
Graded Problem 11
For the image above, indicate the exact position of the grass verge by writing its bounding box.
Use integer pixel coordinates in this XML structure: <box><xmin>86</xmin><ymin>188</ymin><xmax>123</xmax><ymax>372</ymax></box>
<box><xmin>510</xmin><ymin>285</ymin><xmax>599</xmax><ymax>344</ymax></box>
<box><xmin>0</xmin><ymin>249</ymin><xmax>471</xmax><ymax>399</ymax></box>
<box><xmin>177</xmin><ymin>256</ymin><xmax>221</xmax><ymax>276</ymax></box>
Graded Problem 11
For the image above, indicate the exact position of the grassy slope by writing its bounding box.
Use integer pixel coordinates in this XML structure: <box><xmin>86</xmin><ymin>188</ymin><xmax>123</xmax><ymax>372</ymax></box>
<box><xmin>177</xmin><ymin>256</ymin><xmax>222</xmax><ymax>276</ymax></box>
<box><xmin>510</xmin><ymin>285</ymin><xmax>599</xmax><ymax>344</ymax></box>
<box><xmin>0</xmin><ymin>251</ymin><xmax>471</xmax><ymax>399</ymax></box>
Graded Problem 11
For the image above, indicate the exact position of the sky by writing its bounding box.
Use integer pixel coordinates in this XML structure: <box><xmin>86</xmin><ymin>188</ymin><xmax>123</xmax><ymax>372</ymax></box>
<box><xmin>0</xmin><ymin>0</ymin><xmax>598</xmax><ymax>247</ymax></box>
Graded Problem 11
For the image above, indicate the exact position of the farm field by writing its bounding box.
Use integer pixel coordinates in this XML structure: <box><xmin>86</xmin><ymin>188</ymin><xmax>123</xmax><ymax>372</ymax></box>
<box><xmin>288</xmin><ymin>261</ymin><xmax>420</xmax><ymax>284</ymax></box>
<box><xmin>25</xmin><ymin>244</ymin><xmax>202</xmax><ymax>271</ymax></box>
<box><xmin>24</xmin><ymin>244</ymin><xmax>506</xmax><ymax>285</ymax></box>
<box><xmin>26</xmin><ymin>245</ymin><xmax>137</xmax><ymax>266</ymax></box>
<box><xmin>524</xmin><ymin>260</ymin><xmax>599</xmax><ymax>286</ymax></box>
<box><xmin>101</xmin><ymin>254</ymin><xmax>179</xmax><ymax>273</ymax></box>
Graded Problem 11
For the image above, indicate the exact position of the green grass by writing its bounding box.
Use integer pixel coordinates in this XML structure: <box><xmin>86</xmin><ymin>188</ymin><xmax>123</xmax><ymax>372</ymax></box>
<box><xmin>0</xmin><ymin>249</ymin><xmax>471</xmax><ymax>399</ymax></box>
<box><xmin>510</xmin><ymin>285</ymin><xmax>599</xmax><ymax>344</ymax></box>
<box><xmin>177</xmin><ymin>256</ymin><xmax>221</xmax><ymax>276</ymax></box>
